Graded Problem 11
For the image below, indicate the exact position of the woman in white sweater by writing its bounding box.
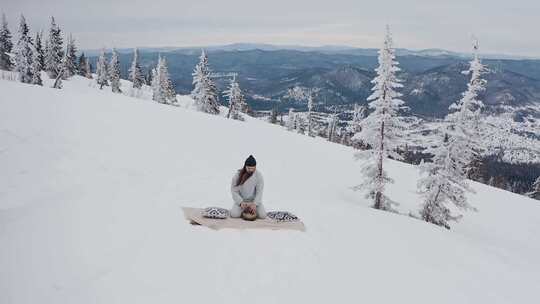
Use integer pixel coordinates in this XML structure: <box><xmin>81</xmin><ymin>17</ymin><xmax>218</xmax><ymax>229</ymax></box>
<box><xmin>230</xmin><ymin>155</ymin><xmax>267</xmax><ymax>219</ymax></box>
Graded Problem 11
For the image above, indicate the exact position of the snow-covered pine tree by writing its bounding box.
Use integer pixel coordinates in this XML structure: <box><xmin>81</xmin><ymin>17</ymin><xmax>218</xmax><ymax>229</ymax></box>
<box><xmin>85</xmin><ymin>58</ymin><xmax>92</xmax><ymax>78</ymax></box>
<box><xmin>45</xmin><ymin>16</ymin><xmax>63</xmax><ymax>79</ymax></box>
<box><xmin>446</xmin><ymin>39</ymin><xmax>486</xmax><ymax>176</ymax></box>
<box><xmin>77</xmin><ymin>52</ymin><xmax>87</xmax><ymax>76</ymax></box>
<box><xmin>31</xmin><ymin>47</ymin><xmax>42</xmax><ymax>85</ymax></box>
<box><xmin>62</xmin><ymin>34</ymin><xmax>78</xmax><ymax>78</ymax></box>
<box><xmin>109</xmin><ymin>48</ymin><xmax>122</xmax><ymax>93</ymax></box>
<box><xmin>0</xmin><ymin>13</ymin><xmax>13</xmax><ymax>71</ymax></box>
<box><xmin>191</xmin><ymin>50</ymin><xmax>220</xmax><ymax>114</ymax></box>
<box><xmin>96</xmin><ymin>48</ymin><xmax>108</xmax><ymax>89</ymax></box>
<box><xmin>287</xmin><ymin>108</ymin><xmax>295</xmax><ymax>131</ymax></box>
<box><xmin>352</xmin><ymin>103</ymin><xmax>365</xmax><ymax>133</ymax></box>
<box><xmin>527</xmin><ymin>176</ymin><xmax>540</xmax><ymax>200</ymax></box>
<box><xmin>128</xmin><ymin>48</ymin><xmax>145</xmax><ymax>89</ymax></box>
<box><xmin>417</xmin><ymin>133</ymin><xmax>476</xmax><ymax>229</ymax></box>
<box><xmin>224</xmin><ymin>77</ymin><xmax>246</xmax><ymax>120</ymax></box>
<box><xmin>34</xmin><ymin>31</ymin><xmax>45</xmax><ymax>71</ymax></box>
<box><xmin>352</xmin><ymin>26</ymin><xmax>406</xmax><ymax>211</ymax></box>
<box><xmin>151</xmin><ymin>56</ymin><xmax>176</xmax><ymax>104</ymax></box>
<box><xmin>327</xmin><ymin>113</ymin><xmax>339</xmax><ymax>142</ymax></box>
<box><xmin>14</xmin><ymin>14</ymin><xmax>34</xmax><ymax>84</ymax></box>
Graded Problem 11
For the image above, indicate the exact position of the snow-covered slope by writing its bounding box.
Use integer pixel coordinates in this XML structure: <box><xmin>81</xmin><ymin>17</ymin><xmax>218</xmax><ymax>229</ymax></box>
<box><xmin>1</xmin><ymin>77</ymin><xmax>539</xmax><ymax>304</ymax></box>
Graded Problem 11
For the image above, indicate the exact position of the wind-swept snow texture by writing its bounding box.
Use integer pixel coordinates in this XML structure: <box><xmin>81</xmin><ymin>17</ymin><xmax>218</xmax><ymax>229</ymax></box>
<box><xmin>1</xmin><ymin>77</ymin><xmax>539</xmax><ymax>304</ymax></box>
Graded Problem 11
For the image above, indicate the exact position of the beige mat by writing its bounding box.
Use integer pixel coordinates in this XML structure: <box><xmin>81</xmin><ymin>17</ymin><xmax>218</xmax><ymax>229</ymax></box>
<box><xmin>182</xmin><ymin>207</ymin><xmax>306</xmax><ymax>232</ymax></box>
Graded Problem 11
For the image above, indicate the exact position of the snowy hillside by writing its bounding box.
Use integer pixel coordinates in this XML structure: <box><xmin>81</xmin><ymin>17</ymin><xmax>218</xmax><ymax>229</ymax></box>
<box><xmin>1</xmin><ymin>77</ymin><xmax>540</xmax><ymax>304</ymax></box>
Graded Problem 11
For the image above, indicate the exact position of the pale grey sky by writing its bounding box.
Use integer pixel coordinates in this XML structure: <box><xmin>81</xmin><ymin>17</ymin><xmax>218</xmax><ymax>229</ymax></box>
<box><xmin>2</xmin><ymin>0</ymin><xmax>539</xmax><ymax>56</ymax></box>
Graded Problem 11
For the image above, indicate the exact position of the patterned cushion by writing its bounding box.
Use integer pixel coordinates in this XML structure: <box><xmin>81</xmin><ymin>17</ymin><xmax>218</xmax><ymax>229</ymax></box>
<box><xmin>267</xmin><ymin>211</ymin><xmax>299</xmax><ymax>222</ymax></box>
<box><xmin>201</xmin><ymin>207</ymin><xmax>229</xmax><ymax>219</ymax></box>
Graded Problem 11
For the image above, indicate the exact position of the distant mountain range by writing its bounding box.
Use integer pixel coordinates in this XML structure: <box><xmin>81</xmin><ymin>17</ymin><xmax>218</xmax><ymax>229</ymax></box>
<box><xmin>85</xmin><ymin>43</ymin><xmax>540</xmax><ymax>118</ymax></box>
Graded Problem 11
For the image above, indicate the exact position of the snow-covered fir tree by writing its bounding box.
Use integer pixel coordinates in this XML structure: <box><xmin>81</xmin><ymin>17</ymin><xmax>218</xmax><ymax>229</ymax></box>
<box><xmin>352</xmin><ymin>103</ymin><xmax>365</xmax><ymax>133</ymax></box>
<box><xmin>14</xmin><ymin>14</ymin><xmax>34</xmax><ymax>84</ymax></box>
<box><xmin>417</xmin><ymin>133</ymin><xmax>476</xmax><ymax>229</ymax></box>
<box><xmin>287</xmin><ymin>108</ymin><xmax>295</xmax><ymax>131</ymax></box>
<box><xmin>446</xmin><ymin>39</ymin><xmax>486</xmax><ymax>176</ymax></box>
<box><xmin>128</xmin><ymin>48</ymin><xmax>145</xmax><ymax>89</ymax></box>
<box><xmin>527</xmin><ymin>176</ymin><xmax>540</xmax><ymax>200</ymax></box>
<box><xmin>224</xmin><ymin>77</ymin><xmax>246</xmax><ymax>120</ymax></box>
<box><xmin>84</xmin><ymin>57</ymin><xmax>92</xmax><ymax>78</ymax></box>
<box><xmin>151</xmin><ymin>56</ymin><xmax>176</xmax><ymax>104</ymax></box>
<box><xmin>34</xmin><ymin>31</ymin><xmax>45</xmax><ymax>72</ymax></box>
<box><xmin>0</xmin><ymin>13</ymin><xmax>13</xmax><ymax>71</ymax></box>
<box><xmin>352</xmin><ymin>26</ymin><xmax>406</xmax><ymax>211</ymax></box>
<box><xmin>62</xmin><ymin>34</ymin><xmax>78</xmax><ymax>78</ymax></box>
<box><xmin>327</xmin><ymin>113</ymin><xmax>339</xmax><ymax>142</ymax></box>
<box><xmin>45</xmin><ymin>16</ymin><xmax>63</xmax><ymax>79</ymax></box>
<box><xmin>109</xmin><ymin>48</ymin><xmax>122</xmax><ymax>93</ymax></box>
<box><xmin>77</xmin><ymin>52</ymin><xmax>87</xmax><ymax>76</ymax></box>
<box><xmin>31</xmin><ymin>47</ymin><xmax>42</xmax><ymax>85</ymax></box>
<box><xmin>191</xmin><ymin>50</ymin><xmax>220</xmax><ymax>114</ymax></box>
<box><xmin>96</xmin><ymin>49</ymin><xmax>108</xmax><ymax>89</ymax></box>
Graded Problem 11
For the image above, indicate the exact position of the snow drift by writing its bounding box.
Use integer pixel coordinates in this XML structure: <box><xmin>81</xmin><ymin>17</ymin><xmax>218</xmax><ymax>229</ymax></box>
<box><xmin>1</xmin><ymin>77</ymin><xmax>539</xmax><ymax>304</ymax></box>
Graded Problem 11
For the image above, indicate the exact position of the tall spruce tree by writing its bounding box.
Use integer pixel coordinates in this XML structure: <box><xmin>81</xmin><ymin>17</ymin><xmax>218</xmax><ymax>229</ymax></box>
<box><xmin>0</xmin><ymin>13</ymin><xmax>13</xmax><ymax>70</ymax></box>
<box><xmin>191</xmin><ymin>50</ymin><xmax>220</xmax><ymax>114</ymax></box>
<box><xmin>446</xmin><ymin>39</ymin><xmax>486</xmax><ymax>176</ymax></box>
<box><xmin>151</xmin><ymin>56</ymin><xmax>176</xmax><ymax>104</ymax></box>
<box><xmin>31</xmin><ymin>47</ymin><xmax>43</xmax><ymax>85</ymax></box>
<box><xmin>84</xmin><ymin>57</ymin><xmax>92</xmax><ymax>78</ymax></box>
<box><xmin>34</xmin><ymin>31</ymin><xmax>45</xmax><ymax>71</ymax></box>
<box><xmin>417</xmin><ymin>41</ymin><xmax>486</xmax><ymax>228</ymax></box>
<box><xmin>62</xmin><ymin>34</ymin><xmax>77</xmax><ymax>78</ymax></box>
<box><xmin>109</xmin><ymin>48</ymin><xmax>122</xmax><ymax>93</ymax></box>
<box><xmin>77</xmin><ymin>52</ymin><xmax>87</xmax><ymax>76</ymax></box>
<box><xmin>224</xmin><ymin>77</ymin><xmax>246</xmax><ymax>120</ymax></box>
<box><xmin>128</xmin><ymin>48</ymin><xmax>145</xmax><ymax>88</ymax></box>
<box><xmin>96</xmin><ymin>48</ymin><xmax>108</xmax><ymax>89</ymax></box>
<box><xmin>352</xmin><ymin>26</ymin><xmax>406</xmax><ymax>211</ymax></box>
<box><xmin>14</xmin><ymin>14</ymin><xmax>34</xmax><ymax>84</ymax></box>
<box><xmin>45</xmin><ymin>16</ymin><xmax>63</xmax><ymax>79</ymax></box>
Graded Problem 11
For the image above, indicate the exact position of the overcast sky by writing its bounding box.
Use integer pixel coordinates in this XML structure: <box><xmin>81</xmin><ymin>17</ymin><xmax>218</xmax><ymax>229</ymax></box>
<box><xmin>2</xmin><ymin>0</ymin><xmax>539</xmax><ymax>57</ymax></box>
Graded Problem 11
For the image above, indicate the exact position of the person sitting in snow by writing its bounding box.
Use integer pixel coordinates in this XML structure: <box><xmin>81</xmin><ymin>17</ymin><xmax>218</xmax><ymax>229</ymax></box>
<box><xmin>230</xmin><ymin>155</ymin><xmax>266</xmax><ymax>220</ymax></box>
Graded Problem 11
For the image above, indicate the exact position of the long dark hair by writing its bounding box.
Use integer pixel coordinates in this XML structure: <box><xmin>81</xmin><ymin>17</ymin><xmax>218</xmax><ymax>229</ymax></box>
<box><xmin>236</xmin><ymin>166</ymin><xmax>253</xmax><ymax>186</ymax></box>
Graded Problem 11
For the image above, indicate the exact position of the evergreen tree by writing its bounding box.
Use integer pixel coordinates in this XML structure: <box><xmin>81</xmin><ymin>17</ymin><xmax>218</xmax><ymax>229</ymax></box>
<box><xmin>109</xmin><ymin>48</ymin><xmax>122</xmax><ymax>93</ymax></box>
<box><xmin>446</xmin><ymin>39</ymin><xmax>486</xmax><ymax>176</ymax></box>
<box><xmin>85</xmin><ymin>58</ymin><xmax>93</xmax><ymax>78</ymax></box>
<box><xmin>31</xmin><ymin>47</ymin><xmax>42</xmax><ymax>85</ymax></box>
<box><xmin>287</xmin><ymin>108</ymin><xmax>295</xmax><ymax>131</ymax></box>
<box><xmin>145</xmin><ymin>67</ymin><xmax>152</xmax><ymax>85</ymax></box>
<box><xmin>417</xmin><ymin>133</ymin><xmax>476</xmax><ymax>229</ymax></box>
<box><xmin>352</xmin><ymin>26</ymin><xmax>406</xmax><ymax>211</ymax></box>
<box><xmin>269</xmin><ymin>107</ymin><xmax>278</xmax><ymax>124</ymax></box>
<box><xmin>34</xmin><ymin>31</ymin><xmax>45</xmax><ymax>71</ymax></box>
<box><xmin>352</xmin><ymin>103</ymin><xmax>365</xmax><ymax>133</ymax></box>
<box><xmin>14</xmin><ymin>14</ymin><xmax>34</xmax><ymax>84</ymax></box>
<box><xmin>45</xmin><ymin>16</ymin><xmax>63</xmax><ymax>79</ymax></box>
<box><xmin>151</xmin><ymin>56</ymin><xmax>176</xmax><ymax>104</ymax></box>
<box><xmin>96</xmin><ymin>48</ymin><xmax>108</xmax><ymax>89</ymax></box>
<box><xmin>77</xmin><ymin>52</ymin><xmax>87</xmax><ymax>76</ymax></box>
<box><xmin>224</xmin><ymin>77</ymin><xmax>246</xmax><ymax>120</ymax></box>
<box><xmin>0</xmin><ymin>13</ymin><xmax>13</xmax><ymax>70</ymax></box>
<box><xmin>129</xmin><ymin>48</ymin><xmax>145</xmax><ymax>88</ymax></box>
<box><xmin>62</xmin><ymin>34</ymin><xmax>77</xmax><ymax>78</ymax></box>
<box><xmin>527</xmin><ymin>176</ymin><xmax>540</xmax><ymax>200</ymax></box>
<box><xmin>191</xmin><ymin>50</ymin><xmax>220</xmax><ymax>114</ymax></box>
<box><xmin>327</xmin><ymin>113</ymin><xmax>339</xmax><ymax>142</ymax></box>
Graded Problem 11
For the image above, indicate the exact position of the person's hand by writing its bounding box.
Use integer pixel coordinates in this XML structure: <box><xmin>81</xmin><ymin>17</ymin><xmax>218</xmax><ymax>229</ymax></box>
<box><xmin>240</xmin><ymin>202</ymin><xmax>248</xmax><ymax>209</ymax></box>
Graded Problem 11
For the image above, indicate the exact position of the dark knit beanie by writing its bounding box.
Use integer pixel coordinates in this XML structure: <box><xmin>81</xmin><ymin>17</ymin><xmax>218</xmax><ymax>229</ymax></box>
<box><xmin>245</xmin><ymin>155</ymin><xmax>257</xmax><ymax>167</ymax></box>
